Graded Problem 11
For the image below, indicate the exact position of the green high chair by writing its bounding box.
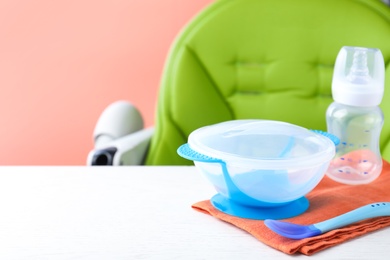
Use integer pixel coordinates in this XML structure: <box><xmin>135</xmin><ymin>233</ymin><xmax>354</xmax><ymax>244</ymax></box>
<box><xmin>88</xmin><ymin>0</ymin><xmax>390</xmax><ymax>166</ymax></box>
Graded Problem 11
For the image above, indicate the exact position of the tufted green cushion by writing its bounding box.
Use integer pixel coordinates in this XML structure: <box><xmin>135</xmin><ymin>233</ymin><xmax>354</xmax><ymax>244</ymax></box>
<box><xmin>145</xmin><ymin>0</ymin><xmax>390</xmax><ymax>165</ymax></box>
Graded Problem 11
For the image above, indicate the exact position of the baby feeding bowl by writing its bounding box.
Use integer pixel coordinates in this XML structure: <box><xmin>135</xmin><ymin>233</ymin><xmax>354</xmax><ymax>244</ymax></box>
<box><xmin>177</xmin><ymin>120</ymin><xmax>337</xmax><ymax>220</ymax></box>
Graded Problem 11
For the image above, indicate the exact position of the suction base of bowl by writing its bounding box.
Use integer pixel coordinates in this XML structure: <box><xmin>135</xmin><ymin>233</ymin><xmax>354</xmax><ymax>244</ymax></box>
<box><xmin>210</xmin><ymin>194</ymin><xmax>309</xmax><ymax>220</ymax></box>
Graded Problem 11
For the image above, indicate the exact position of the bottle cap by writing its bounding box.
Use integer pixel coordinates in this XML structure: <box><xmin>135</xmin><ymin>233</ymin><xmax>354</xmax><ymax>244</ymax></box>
<box><xmin>332</xmin><ymin>46</ymin><xmax>385</xmax><ymax>107</ymax></box>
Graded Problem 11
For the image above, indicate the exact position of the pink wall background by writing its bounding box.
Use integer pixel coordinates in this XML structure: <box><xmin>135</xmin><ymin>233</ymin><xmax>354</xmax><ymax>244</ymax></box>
<box><xmin>0</xmin><ymin>0</ymin><xmax>214</xmax><ymax>165</ymax></box>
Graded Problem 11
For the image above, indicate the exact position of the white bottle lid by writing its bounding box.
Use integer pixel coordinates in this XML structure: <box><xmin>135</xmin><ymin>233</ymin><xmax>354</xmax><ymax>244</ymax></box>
<box><xmin>332</xmin><ymin>46</ymin><xmax>385</xmax><ymax>107</ymax></box>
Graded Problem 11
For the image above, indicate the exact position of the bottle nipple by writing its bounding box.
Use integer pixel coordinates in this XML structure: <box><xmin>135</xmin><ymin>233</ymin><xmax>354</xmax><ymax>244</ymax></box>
<box><xmin>331</xmin><ymin>46</ymin><xmax>384</xmax><ymax>107</ymax></box>
<box><xmin>347</xmin><ymin>50</ymin><xmax>371</xmax><ymax>84</ymax></box>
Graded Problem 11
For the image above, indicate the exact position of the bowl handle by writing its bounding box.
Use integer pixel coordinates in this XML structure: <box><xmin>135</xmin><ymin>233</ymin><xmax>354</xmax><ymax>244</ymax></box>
<box><xmin>310</xmin><ymin>130</ymin><xmax>340</xmax><ymax>145</ymax></box>
<box><xmin>177</xmin><ymin>144</ymin><xmax>222</xmax><ymax>163</ymax></box>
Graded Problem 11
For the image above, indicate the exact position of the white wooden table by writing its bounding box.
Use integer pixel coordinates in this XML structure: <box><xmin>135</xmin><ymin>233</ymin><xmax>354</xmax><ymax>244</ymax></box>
<box><xmin>0</xmin><ymin>166</ymin><xmax>388</xmax><ymax>259</ymax></box>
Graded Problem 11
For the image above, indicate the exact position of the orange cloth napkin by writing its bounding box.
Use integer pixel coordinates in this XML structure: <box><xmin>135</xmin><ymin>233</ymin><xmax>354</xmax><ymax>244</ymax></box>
<box><xmin>192</xmin><ymin>160</ymin><xmax>390</xmax><ymax>255</ymax></box>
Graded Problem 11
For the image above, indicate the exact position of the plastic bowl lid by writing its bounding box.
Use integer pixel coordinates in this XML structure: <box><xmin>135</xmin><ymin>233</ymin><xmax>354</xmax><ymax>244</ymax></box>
<box><xmin>188</xmin><ymin>120</ymin><xmax>335</xmax><ymax>169</ymax></box>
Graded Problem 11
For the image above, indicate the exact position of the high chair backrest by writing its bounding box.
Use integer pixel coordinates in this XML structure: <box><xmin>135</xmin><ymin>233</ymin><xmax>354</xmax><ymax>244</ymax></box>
<box><xmin>145</xmin><ymin>0</ymin><xmax>390</xmax><ymax>165</ymax></box>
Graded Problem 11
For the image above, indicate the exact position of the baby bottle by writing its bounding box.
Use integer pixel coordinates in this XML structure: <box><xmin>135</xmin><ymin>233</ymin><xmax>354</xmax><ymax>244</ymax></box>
<box><xmin>326</xmin><ymin>46</ymin><xmax>385</xmax><ymax>185</ymax></box>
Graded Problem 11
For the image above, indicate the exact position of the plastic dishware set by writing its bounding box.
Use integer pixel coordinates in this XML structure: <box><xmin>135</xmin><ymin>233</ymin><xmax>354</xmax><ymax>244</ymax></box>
<box><xmin>177</xmin><ymin>46</ymin><xmax>386</xmax><ymax>238</ymax></box>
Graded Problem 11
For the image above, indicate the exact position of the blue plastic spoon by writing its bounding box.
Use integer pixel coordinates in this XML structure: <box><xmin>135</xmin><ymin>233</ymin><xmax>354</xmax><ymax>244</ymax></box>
<box><xmin>264</xmin><ymin>202</ymin><xmax>390</xmax><ymax>239</ymax></box>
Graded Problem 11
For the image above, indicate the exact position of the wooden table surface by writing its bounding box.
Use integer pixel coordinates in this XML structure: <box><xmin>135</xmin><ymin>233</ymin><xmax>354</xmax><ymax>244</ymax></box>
<box><xmin>0</xmin><ymin>166</ymin><xmax>388</xmax><ymax>259</ymax></box>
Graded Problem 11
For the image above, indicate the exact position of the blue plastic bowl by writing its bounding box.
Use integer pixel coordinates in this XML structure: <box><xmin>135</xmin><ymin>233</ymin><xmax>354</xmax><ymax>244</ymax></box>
<box><xmin>178</xmin><ymin>120</ymin><xmax>336</xmax><ymax>220</ymax></box>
